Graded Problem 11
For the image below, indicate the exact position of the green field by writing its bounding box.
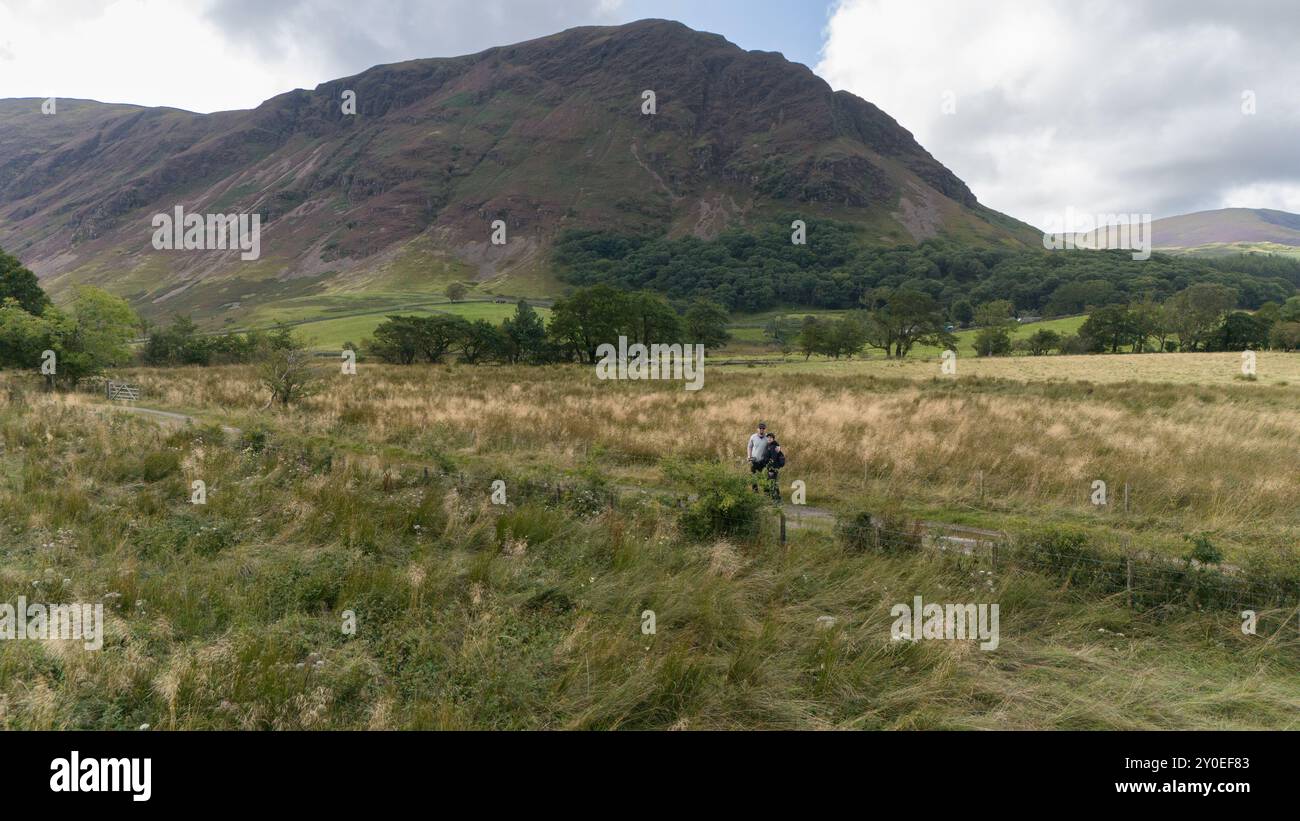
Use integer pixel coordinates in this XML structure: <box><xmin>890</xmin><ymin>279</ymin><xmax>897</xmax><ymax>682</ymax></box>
<box><xmin>283</xmin><ymin>302</ymin><xmax>552</xmax><ymax>349</ymax></box>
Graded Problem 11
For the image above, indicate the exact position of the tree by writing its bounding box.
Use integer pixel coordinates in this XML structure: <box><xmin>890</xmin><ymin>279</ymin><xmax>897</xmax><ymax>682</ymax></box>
<box><xmin>1269</xmin><ymin>321</ymin><xmax>1300</xmax><ymax>351</ymax></box>
<box><xmin>972</xmin><ymin>326</ymin><xmax>1013</xmax><ymax>357</ymax></box>
<box><xmin>1127</xmin><ymin>297</ymin><xmax>1163</xmax><ymax>352</ymax></box>
<box><xmin>363</xmin><ymin>314</ymin><xmax>470</xmax><ymax>364</ymax></box>
<box><xmin>72</xmin><ymin>287</ymin><xmax>135</xmax><ymax>364</ymax></box>
<box><xmin>0</xmin><ymin>248</ymin><xmax>51</xmax><ymax>315</ymax></box>
<box><xmin>368</xmin><ymin>316</ymin><xmax>422</xmax><ymax>364</ymax></box>
<box><xmin>1024</xmin><ymin>329</ymin><xmax>1061</xmax><ymax>356</ymax></box>
<box><xmin>797</xmin><ymin>316</ymin><xmax>824</xmax><ymax>360</ymax></box>
<box><xmin>1164</xmin><ymin>283</ymin><xmax>1238</xmax><ymax>352</ymax></box>
<box><xmin>456</xmin><ymin>319</ymin><xmax>503</xmax><ymax>364</ymax></box>
<box><xmin>826</xmin><ymin>315</ymin><xmax>868</xmax><ymax>358</ymax></box>
<box><xmin>35</xmin><ymin>286</ymin><xmax>139</xmax><ymax>385</ymax></box>
<box><xmin>144</xmin><ymin>314</ymin><xmax>210</xmax><ymax>365</ymax></box>
<box><xmin>1279</xmin><ymin>296</ymin><xmax>1300</xmax><ymax>323</ymax></box>
<box><xmin>862</xmin><ymin>288</ymin><xmax>950</xmax><ymax>358</ymax></box>
<box><xmin>764</xmin><ymin>316</ymin><xmax>800</xmax><ymax>358</ymax></box>
<box><xmin>413</xmin><ymin>315</ymin><xmax>469</xmax><ymax>363</ymax></box>
<box><xmin>0</xmin><ymin>298</ymin><xmax>59</xmax><ymax>370</ymax></box>
<box><xmin>683</xmin><ymin>299</ymin><xmax>731</xmax><ymax>350</ymax></box>
<box><xmin>256</xmin><ymin>335</ymin><xmax>321</xmax><ymax>407</ymax></box>
<box><xmin>1211</xmin><ymin>311</ymin><xmax>1270</xmax><ymax>351</ymax></box>
<box><xmin>1057</xmin><ymin>333</ymin><xmax>1093</xmax><ymax>355</ymax></box>
<box><xmin>974</xmin><ymin>299</ymin><xmax>1015</xmax><ymax>329</ymax></box>
<box><xmin>551</xmin><ymin>220</ymin><xmax>1300</xmax><ymax>317</ymax></box>
<box><xmin>1256</xmin><ymin>301</ymin><xmax>1282</xmax><ymax>325</ymax></box>
<box><xmin>1080</xmin><ymin>304</ymin><xmax>1138</xmax><ymax>353</ymax></box>
<box><xmin>501</xmin><ymin>301</ymin><xmax>549</xmax><ymax>364</ymax></box>
<box><xmin>951</xmin><ymin>299</ymin><xmax>974</xmax><ymax>328</ymax></box>
<box><xmin>626</xmin><ymin>291</ymin><xmax>682</xmax><ymax>345</ymax></box>
<box><xmin>446</xmin><ymin>282</ymin><xmax>468</xmax><ymax>303</ymax></box>
<box><xmin>548</xmin><ymin>285</ymin><xmax>630</xmax><ymax>363</ymax></box>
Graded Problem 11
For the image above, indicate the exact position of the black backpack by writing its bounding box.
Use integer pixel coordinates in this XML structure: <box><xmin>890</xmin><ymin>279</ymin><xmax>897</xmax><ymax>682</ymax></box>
<box><xmin>771</xmin><ymin>448</ymin><xmax>786</xmax><ymax>469</ymax></box>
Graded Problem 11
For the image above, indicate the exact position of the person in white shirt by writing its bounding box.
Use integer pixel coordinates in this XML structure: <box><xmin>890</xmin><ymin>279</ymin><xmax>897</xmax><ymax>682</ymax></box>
<box><xmin>747</xmin><ymin>422</ymin><xmax>768</xmax><ymax>492</ymax></box>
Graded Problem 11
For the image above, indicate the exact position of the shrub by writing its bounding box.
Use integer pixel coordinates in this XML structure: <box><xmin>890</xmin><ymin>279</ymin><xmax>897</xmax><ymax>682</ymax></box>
<box><xmin>241</xmin><ymin>427</ymin><xmax>270</xmax><ymax>453</ymax></box>
<box><xmin>1017</xmin><ymin>527</ymin><xmax>1126</xmax><ymax>593</ymax></box>
<box><xmin>837</xmin><ymin>510</ymin><xmax>923</xmax><ymax>554</ymax></box>
<box><xmin>663</xmin><ymin>461</ymin><xmax>766</xmax><ymax>542</ymax></box>
<box><xmin>838</xmin><ymin>511</ymin><xmax>875</xmax><ymax>552</ymax></box>
<box><xmin>1183</xmin><ymin>532</ymin><xmax>1223</xmax><ymax>565</ymax></box>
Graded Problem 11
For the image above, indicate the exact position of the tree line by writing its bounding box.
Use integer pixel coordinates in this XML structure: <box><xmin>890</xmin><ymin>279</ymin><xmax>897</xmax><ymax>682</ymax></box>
<box><xmin>555</xmin><ymin>218</ymin><xmax>1299</xmax><ymax>315</ymax></box>
<box><xmin>769</xmin><ymin>283</ymin><xmax>1300</xmax><ymax>361</ymax></box>
<box><xmin>363</xmin><ymin>286</ymin><xmax>731</xmax><ymax>366</ymax></box>
<box><xmin>0</xmin><ymin>249</ymin><xmax>137</xmax><ymax>385</ymax></box>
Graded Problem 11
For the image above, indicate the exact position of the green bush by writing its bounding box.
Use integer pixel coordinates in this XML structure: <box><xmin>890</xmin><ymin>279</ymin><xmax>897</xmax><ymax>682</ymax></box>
<box><xmin>838</xmin><ymin>511</ymin><xmax>875</xmax><ymax>552</ymax></box>
<box><xmin>837</xmin><ymin>509</ymin><xmax>923</xmax><ymax>554</ymax></box>
<box><xmin>1184</xmin><ymin>532</ymin><xmax>1223</xmax><ymax>565</ymax></box>
<box><xmin>663</xmin><ymin>461</ymin><xmax>766</xmax><ymax>542</ymax></box>
<box><xmin>1017</xmin><ymin>527</ymin><xmax>1126</xmax><ymax>593</ymax></box>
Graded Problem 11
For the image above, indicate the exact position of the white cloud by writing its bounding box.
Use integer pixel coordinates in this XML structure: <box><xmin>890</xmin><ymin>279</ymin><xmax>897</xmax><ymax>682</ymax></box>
<box><xmin>817</xmin><ymin>0</ymin><xmax>1300</xmax><ymax>224</ymax></box>
<box><xmin>0</xmin><ymin>0</ymin><xmax>626</xmax><ymax>112</ymax></box>
<box><xmin>1220</xmin><ymin>183</ymin><xmax>1300</xmax><ymax>215</ymax></box>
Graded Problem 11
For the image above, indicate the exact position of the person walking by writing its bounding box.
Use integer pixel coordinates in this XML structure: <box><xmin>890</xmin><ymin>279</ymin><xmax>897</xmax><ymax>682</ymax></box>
<box><xmin>747</xmin><ymin>421</ymin><xmax>768</xmax><ymax>492</ymax></box>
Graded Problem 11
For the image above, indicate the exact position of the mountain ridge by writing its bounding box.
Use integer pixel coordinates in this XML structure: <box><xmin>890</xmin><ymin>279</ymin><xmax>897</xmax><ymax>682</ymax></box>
<box><xmin>0</xmin><ymin>18</ymin><xmax>1038</xmax><ymax>326</ymax></box>
<box><xmin>1150</xmin><ymin>207</ymin><xmax>1300</xmax><ymax>253</ymax></box>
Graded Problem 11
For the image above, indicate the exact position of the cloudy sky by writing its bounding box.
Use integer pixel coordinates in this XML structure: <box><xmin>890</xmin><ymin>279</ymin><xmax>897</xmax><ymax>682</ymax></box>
<box><xmin>1</xmin><ymin>0</ymin><xmax>1297</xmax><ymax>225</ymax></box>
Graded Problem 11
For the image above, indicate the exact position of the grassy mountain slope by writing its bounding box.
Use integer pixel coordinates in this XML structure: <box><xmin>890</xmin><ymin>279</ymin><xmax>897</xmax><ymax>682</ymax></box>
<box><xmin>0</xmin><ymin>20</ymin><xmax>1037</xmax><ymax>328</ymax></box>
<box><xmin>1153</xmin><ymin>207</ymin><xmax>1300</xmax><ymax>252</ymax></box>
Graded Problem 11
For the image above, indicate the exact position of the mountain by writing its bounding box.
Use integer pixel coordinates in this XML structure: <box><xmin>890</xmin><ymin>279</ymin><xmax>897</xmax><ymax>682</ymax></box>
<box><xmin>0</xmin><ymin>19</ymin><xmax>1037</xmax><ymax>327</ymax></box>
<box><xmin>1151</xmin><ymin>208</ymin><xmax>1300</xmax><ymax>256</ymax></box>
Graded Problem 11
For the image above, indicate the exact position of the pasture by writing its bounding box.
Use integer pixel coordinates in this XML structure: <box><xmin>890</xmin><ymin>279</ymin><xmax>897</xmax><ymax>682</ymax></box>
<box><xmin>0</xmin><ymin>350</ymin><xmax>1296</xmax><ymax>729</ymax></box>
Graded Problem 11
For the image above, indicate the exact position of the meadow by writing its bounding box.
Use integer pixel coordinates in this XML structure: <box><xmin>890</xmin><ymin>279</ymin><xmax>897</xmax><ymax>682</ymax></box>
<box><xmin>0</xmin><ymin>350</ymin><xmax>1296</xmax><ymax>729</ymax></box>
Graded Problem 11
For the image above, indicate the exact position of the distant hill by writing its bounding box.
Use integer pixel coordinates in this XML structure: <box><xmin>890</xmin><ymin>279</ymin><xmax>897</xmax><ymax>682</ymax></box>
<box><xmin>1152</xmin><ymin>208</ymin><xmax>1300</xmax><ymax>254</ymax></box>
<box><xmin>0</xmin><ymin>19</ymin><xmax>1037</xmax><ymax>327</ymax></box>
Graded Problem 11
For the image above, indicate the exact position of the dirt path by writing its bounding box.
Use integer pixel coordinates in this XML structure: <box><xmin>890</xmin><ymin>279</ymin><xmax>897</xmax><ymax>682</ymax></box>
<box><xmin>91</xmin><ymin>400</ymin><xmax>242</xmax><ymax>437</ymax></box>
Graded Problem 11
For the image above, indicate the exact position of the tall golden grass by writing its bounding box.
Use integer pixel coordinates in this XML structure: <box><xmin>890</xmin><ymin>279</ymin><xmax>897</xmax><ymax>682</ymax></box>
<box><xmin>0</xmin><ymin>353</ymin><xmax>1295</xmax><ymax>729</ymax></box>
<box><xmin>93</xmin><ymin>354</ymin><xmax>1300</xmax><ymax>556</ymax></box>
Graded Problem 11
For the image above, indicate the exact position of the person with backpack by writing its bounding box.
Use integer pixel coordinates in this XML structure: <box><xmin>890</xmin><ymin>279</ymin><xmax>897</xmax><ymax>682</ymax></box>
<box><xmin>763</xmin><ymin>432</ymin><xmax>786</xmax><ymax>502</ymax></box>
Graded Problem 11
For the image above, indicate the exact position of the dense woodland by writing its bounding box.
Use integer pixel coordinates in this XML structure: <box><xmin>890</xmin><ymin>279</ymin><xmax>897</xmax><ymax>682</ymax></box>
<box><xmin>554</xmin><ymin>217</ymin><xmax>1300</xmax><ymax>315</ymax></box>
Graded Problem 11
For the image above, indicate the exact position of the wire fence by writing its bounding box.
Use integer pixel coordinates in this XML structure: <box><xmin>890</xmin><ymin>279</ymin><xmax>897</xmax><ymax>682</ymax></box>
<box><xmin>837</xmin><ymin>515</ymin><xmax>1299</xmax><ymax>613</ymax></box>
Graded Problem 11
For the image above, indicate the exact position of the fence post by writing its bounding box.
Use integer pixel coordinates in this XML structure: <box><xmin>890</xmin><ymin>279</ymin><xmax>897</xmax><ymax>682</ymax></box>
<box><xmin>779</xmin><ymin>511</ymin><xmax>787</xmax><ymax>545</ymax></box>
<box><xmin>1126</xmin><ymin>556</ymin><xmax>1133</xmax><ymax>608</ymax></box>
<box><xmin>991</xmin><ymin>540</ymin><xmax>998</xmax><ymax>571</ymax></box>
